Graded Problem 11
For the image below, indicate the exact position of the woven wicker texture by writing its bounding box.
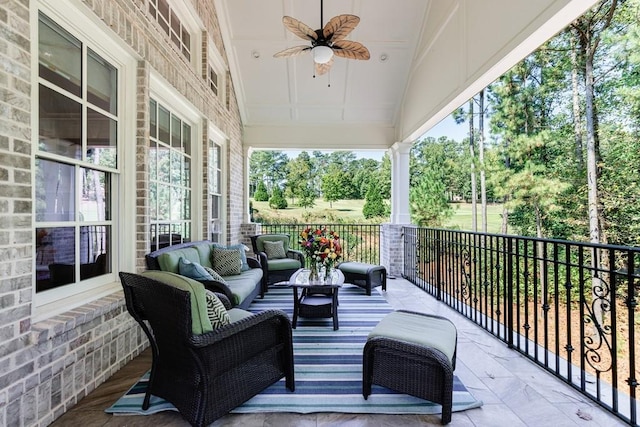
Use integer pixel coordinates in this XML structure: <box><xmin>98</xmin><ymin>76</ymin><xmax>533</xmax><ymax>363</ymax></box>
<box><xmin>119</xmin><ymin>272</ymin><xmax>295</xmax><ymax>426</ymax></box>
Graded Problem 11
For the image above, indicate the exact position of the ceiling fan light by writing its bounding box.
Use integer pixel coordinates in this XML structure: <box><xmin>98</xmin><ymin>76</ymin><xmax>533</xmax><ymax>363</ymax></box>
<box><xmin>313</xmin><ymin>45</ymin><xmax>333</xmax><ymax>64</ymax></box>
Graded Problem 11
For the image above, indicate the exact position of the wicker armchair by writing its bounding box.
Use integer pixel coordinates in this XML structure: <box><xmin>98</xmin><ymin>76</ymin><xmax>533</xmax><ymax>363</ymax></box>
<box><xmin>119</xmin><ymin>272</ymin><xmax>295</xmax><ymax>426</ymax></box>
<box><xmin>250</xmin><ymin>234</ymin><xmax>304</xmax><ymax>291</ymax></box>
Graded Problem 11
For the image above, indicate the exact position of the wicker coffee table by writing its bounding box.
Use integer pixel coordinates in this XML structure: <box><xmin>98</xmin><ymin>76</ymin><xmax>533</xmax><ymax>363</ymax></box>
<box><xmin>287</xmin><ymin>268</ymin><xmax>344</xmax><ymax>330</ymax></box>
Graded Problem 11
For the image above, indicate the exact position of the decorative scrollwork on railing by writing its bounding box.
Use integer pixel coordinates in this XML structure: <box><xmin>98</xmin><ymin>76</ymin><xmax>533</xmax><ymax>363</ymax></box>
<box><xmin>582</xmin><ymin>272</ymin><xmax>614</xmax><ymax>376</ymax></box>
<box><xmin>460</xmin><ymin>246</ymin><xmax>472</xmax><ymax>303</ymax></box>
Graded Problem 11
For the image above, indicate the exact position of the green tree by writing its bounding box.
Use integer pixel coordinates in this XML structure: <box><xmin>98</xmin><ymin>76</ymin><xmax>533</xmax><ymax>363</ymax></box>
<box><xmin>268</xmin><ymin>185</ymin><xmax>288</xmax><ymax>209</ymax></box>
<box><xmin>410</xmin><ymin>168</ymin><xmax>453</xmax><ymax>227</ymax></box>
<box><xmin>253</xmin><ymin>181</ymin><xmax>269</xmax><ymax>201</ymax></box>
<box><xmin>362</xmin><ymin>182</ymin><xmax>387</xmax><ymax>219</ymax></box>
<box><xmin>249</xmin><ymin>151</ymin><xmax>288</xmax><ymax>195</ymax></box>
<box><xmin>286</xmin><ymin>152</ymin><xmax>315</xmax><ymax>205</ymax></box>
<box><xmin>321</xmin><ymin>164</ymin><xmax>350</xmax><ymax>207</ymax></box>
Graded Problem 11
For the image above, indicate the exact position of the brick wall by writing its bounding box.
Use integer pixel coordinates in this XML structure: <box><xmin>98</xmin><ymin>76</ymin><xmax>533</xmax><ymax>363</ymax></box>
<box><xmin>381</xmin><ymin>223</ymin><xmax>405</xmax><ymax>277</ymax></box>
<box><xmin>0</xmin><ymin>0</ymin><xmax>245</xmax><ymax>425</ymax></box>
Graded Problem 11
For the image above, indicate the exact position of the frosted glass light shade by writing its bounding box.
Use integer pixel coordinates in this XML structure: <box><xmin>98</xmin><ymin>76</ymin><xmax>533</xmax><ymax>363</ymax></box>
<box><xmin>312</xmin><ymin>46</ymin><xmax>334</xmax><ymax>64</ymax></box>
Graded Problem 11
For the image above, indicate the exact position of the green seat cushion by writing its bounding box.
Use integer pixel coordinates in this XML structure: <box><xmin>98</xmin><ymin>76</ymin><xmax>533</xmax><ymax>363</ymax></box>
<box><xmin>267</xmin><ymin>258</ymin><xmax>301</xmax><ymax>271</ymax></box>
<box><xmin>192</xmin><ymin>242</ymin><xmax>214</xmax><ymax>268</ymax></box>
<box><xmin>228</xmin><ymin>308</ymin><xmax>254</xmax><ymax>323</ymax></box>
<box><xmin>141</xmin><ymin>271</ymin><xmax>213</xmax><ymax>335</ymax></box>
<box><xmin>223</xmin><ymin>269</ymin><xmax>263</xmax><ymax>305</ymax></box>
<box><xmin>338</xmin><ymin>262</ymin><xmax>382</xmax><ymax>274</ymax></box>
<box><xmin>368</xmin><ymin>311</ymin><xmax>457</xmax><ymax>364</ymax></box>
<box><xmin>157</xmin><ymin>247</ymin><xmax>201</xmax><ymax>273</ymax></box>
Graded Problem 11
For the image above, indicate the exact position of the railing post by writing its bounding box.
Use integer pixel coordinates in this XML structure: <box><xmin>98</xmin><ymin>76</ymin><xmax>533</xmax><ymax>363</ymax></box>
<box><xmin>506</xmin><ymin>236</ymin><xmax>514</xmax><ymax>349</ymax></box>
<box><xmin>436</xmin><ymin>229</ymin><xmax>442</xmax><ymax>301</ymax></box>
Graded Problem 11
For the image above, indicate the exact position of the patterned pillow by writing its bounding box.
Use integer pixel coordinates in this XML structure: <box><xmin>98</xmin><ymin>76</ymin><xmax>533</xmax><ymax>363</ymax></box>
<box><xmin>212</xmin><ymin>248</ymin><xmax>242</xmax><ymax>276</ymax></box>
<box><xmin>203</xmin><ymin>266</ymin><xmax>229</xmax><ymax>285</ymax></box>
<box><xmin>178</xmin><ymin>257</ymin><xmax>214</xmax><ymax>281</ymax></box>
<box><xmin>204</xmin><ymin>289</ymin><xmax>230</xmax><ymax>328</ymax></box>
<box><xmin>212</xmin><ymin>243</ymin><xmax>250</xmax><ymax>271</ymax></box>
<box><xmin>263</xmin><ymin>240</ymin><xmax>286</xmax><ymax>259</ymax></box>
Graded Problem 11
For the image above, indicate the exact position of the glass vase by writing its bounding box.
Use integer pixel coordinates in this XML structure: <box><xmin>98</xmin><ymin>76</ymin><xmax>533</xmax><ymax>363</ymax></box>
<box><xmin>309</xmin><ymin>262</ymin><xmax>319</xmax><ymax>282</ymax></box>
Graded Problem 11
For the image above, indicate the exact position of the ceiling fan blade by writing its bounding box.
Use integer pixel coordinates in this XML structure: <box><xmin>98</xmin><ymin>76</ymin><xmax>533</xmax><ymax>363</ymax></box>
<box><xmin>274</xmin><ymin>45</ymin><xmax>311</xmax><ymax>58</ymax></box>
<box><xmin>315</xmin><ymin>57</ymin><xmax>334</xmax><ymax>75</ymax></box>
<box><xmin>323</xmin><ymin>14</ymin><xmax>360</xmax><ymax>42</ymax></box>
<box><xmin>282</xmin><ymin>16</ymin><xmax>317</xmax><ymax>42</ymax></box>
<box><xmin>332</xmin><ymin>40</ymin><xmax>370</xmax><ymax>60</ymax></box>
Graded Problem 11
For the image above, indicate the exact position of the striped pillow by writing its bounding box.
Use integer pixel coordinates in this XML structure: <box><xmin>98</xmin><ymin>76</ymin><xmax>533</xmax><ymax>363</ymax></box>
<box><xmin>203</xmin><ymin>266</ymin><xmax>229</xmax><ymax>285</ymax></box>
<box><xmin>204</xmin><ymin>290</ymin><xmax>230</xmax><ymax>328</ymax></box>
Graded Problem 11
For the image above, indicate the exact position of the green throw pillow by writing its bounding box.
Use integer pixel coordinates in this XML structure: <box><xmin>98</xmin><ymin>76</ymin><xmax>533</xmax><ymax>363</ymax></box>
<box><xmin>263</xmin><ymin>240</ymin><xmax>286</xmax><ymax>259</ymax></box>
<box><xmin>203</xmin><ymin>266</ymin><xmax>229</xmax><ymax>285</ymax></box>
<box><xmin>204</xmin><ymin>289</ymin><xmax>230</xmax><ymax>328</ymax></box>
<box><xmin>212</xmin><ymin>248</ymin><xmax>242</xmax><ymax>276</ymax></box>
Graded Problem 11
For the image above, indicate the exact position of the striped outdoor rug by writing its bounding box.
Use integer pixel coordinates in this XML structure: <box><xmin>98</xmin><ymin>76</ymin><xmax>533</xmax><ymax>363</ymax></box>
<box><xmin>106</xmin><ymin>284</ymin><xmax>482</xmax><ymax>416</ymax></box>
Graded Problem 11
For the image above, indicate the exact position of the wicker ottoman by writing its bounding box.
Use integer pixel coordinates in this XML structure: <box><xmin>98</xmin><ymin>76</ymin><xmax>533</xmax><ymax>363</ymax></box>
<box><xmin>363</xmin><ymin>310</ymin><xmax>458</xmax><ymax>424</ymax></box>
<box><xmin>337</xmin><ymin>262</ymin><xmax>386</xmax><ymax>295</ymax></box>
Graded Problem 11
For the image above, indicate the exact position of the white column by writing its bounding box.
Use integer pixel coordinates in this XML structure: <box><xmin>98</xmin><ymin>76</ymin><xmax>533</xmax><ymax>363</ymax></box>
<box><xmin>390</xmin><ymin>141</ymin><xmax>412</xmax><ymax>224</ymax></box>
<box><xmin>244</xmin><ymin>146</ymin><xmax>254</xmax><ymax>223</ymax></box>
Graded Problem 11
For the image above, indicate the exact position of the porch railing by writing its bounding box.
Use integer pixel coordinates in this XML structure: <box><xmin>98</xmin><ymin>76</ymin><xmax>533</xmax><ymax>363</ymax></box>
<box><xmin>403</xmin><ymin>227</ymin><xmax>639</xmax><ymax>426</ymax></box>
<box><xmin>259</xmin><ymin>223</ymin><xmax>381</xmax><ymax>267</ymax></box>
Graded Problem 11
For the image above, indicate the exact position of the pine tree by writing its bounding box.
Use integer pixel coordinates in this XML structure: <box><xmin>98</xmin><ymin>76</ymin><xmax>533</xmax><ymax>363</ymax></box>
<box><xmin>268</xmin><ymin>185</ymin><xmax>288</xmax><ymax>209</ymax></box>
<box><xmin>253</xmin><ymin>181</ymin><xmax>269</xmax><ymax>201</ymax></box>
<box><xmin>362</xmin><ymin>182</ymin><xmax>387</xmax><ymax>219</ymax></box>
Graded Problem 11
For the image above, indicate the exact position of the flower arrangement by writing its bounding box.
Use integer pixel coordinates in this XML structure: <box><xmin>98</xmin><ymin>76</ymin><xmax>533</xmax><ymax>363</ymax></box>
<box><xmin>299</xmin><ymin>226</ymin><xmax>342</xmax><ymax>278</ymax></box>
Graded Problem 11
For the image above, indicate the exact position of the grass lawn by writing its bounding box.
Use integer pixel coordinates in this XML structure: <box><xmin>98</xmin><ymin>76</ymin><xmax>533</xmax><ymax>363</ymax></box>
<box><xmin>252</xmin><ymin>199</ymin><xmax>504</xmax><ymax>233</ymax></box>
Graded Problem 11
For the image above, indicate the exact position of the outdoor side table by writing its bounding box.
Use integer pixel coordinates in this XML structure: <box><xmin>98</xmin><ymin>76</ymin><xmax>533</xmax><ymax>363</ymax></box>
<box><xmin>287</xmin><ymin>268</ymin><xmax>344</xmax><ymax>331</ymax></box>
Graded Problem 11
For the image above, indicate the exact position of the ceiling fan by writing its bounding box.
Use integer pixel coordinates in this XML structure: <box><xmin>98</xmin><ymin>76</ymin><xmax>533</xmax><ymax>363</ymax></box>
<box><xmin>273</xmin><ymin>0</ymin><xmax>370</xmax><ymax>76</ymax></box>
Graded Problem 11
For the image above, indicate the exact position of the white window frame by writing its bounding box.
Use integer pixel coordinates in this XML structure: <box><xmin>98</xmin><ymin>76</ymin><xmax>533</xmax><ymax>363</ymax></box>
<box><xmin>207</xmin><ymin>39</ymin><xmax>228</xmax><ymax>106</ymax></box>
<box><xmin>208</xmin><ymin>125</ymin><xmax>228</xmax><ymax>243</ymax></box>
<box><xmin>149</xmin><ymin>72</ymin><xmax>204</xmax><ymax>246</ymax></box>
<box><xmin>33</xmin><ymin>0</ymin><xmax>137</xmax><ymax>320</ymax></box>
<box><xmin>148</xmin><ymin>0</ymin><xmax>203</xmax><ymax>72</ymax></box>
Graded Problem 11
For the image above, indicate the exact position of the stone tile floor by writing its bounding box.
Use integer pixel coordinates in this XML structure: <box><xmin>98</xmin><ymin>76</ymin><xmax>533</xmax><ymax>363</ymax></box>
<box><xmin>51</xmin><ymin>278</ymin><xmax>626</xmax><ymax>426</ymax></box>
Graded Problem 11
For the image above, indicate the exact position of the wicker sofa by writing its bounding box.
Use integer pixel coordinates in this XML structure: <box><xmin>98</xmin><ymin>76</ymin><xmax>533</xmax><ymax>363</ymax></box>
<box><xmin>119</xmin><ymin>271</ymin><xmax>295</xmax><ymax>426</ymax></box>
<box><xmin>145</xmin><ymin>240</ymin><xmax>263</xmax><ymax>309</ymax></box>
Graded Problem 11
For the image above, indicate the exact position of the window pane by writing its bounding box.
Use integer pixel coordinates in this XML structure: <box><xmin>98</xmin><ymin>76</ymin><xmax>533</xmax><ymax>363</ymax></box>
<box><xmin>183</xmin><ymin>222</ymin><xmax>191</xmax><ymax>242</ymax></box>
<box><xmin>158</xmin><ymin>185</ymin><xmax>169</xmax><ymax>220</ymax></box>
<box><xmin>36</xmin><ymin>159</ymin><xmax>75</xmax><ymax>222</ymax></box>
<box><xmin>211</xmin><ymin>195</ymin><xmax>220</xmax><ymax>219</ymax></box>
<box><xmin>184</xmin><ymin>156</ymin><xmax>191</xmax><ymax>187</ymax></box>
<box><xmin>38</xmin><ymin>13</ymin><xmax>81</xmax><ymax>96</ymax></box>
<box><xmin>182</xmin><ymin>123</ymin><xmax>191</xmax><ymax>155</ymax></box>
<box><xmin>87</xmin><ymin>49</ymin><xmax>117</xmax><ymax>115</ymax></box>
<box><xmin>36</xmin><ymin>227</ymin><xmax>76</xmax><ymax>292</ymax></box>
<box><xmin>79</xmin><ymin>168</ymin><xmax>110</xmax><ymax>221</ymax></box>
<box><xmin>158</xmin><ymin>105</ymin><xmax>170</xmax><ymax>143</ymax></box>
<box><xmin>157</xmin><ymin>144</ymin><xmax>170</xmax><ymax>183</ymax></box>
<box><xmin>86</xmin><ymin>108</ymin><xmax>117</xmax><ymax>168</ymax></box>
<box><xmin>39</xmin><ymin>84</ymin><xmax>82</xmax><ymax>159</ymax></box>
<box><xmin>171</xmin><ymin>114</ymin><xmax>181</xmax><ymax>149</ymax></box>
<box><xmin>170</xmin><ymin>151</ymin><xmax>181</xmax><ymax>186</ymax></box>
<box><xmin>79</xmin><ymin>226</ymin><xmax>110</xmax><ymax>280</ymax></box>
<box><xmin>171</xmin><ymin>186</ymin><xmax>182</xmax><ymax>221</ymax></box>
<box><xmin>149</xmin><ymin>182</ymin><xmax>157</xmax><ymax>220</ymax></box>
<box><xmin>183</xmin><ymin>189</ymin><xmax>191</xmax><ymax>220</ymax></box>
<box><xmin>150</xmin><ymin>140</ymin><xmax>157</xmax><ymax>180</ymax></box>
<box><xmin>150</xmin><ymin>99</ymin><xmax>157</xmax><ymax>138</ymax></box>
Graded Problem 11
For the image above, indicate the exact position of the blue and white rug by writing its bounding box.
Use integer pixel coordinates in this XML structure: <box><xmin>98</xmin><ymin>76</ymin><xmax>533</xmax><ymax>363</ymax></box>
<box><xmin>106</xmin><ymin>285</ymin><xmax>483</xmax><ymax>416</ymax></box>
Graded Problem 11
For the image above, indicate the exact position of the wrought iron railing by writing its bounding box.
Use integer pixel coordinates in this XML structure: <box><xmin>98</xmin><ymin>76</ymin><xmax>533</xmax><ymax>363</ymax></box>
<box><xmin>259</xmin><ymin>223</ymin><xmax>381</xmax><ymax>266</ymax></box>
<box><xmin>403</xmin><ymin>227</ymin><xmax>639</xmax><ymax>426</ymax></box>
